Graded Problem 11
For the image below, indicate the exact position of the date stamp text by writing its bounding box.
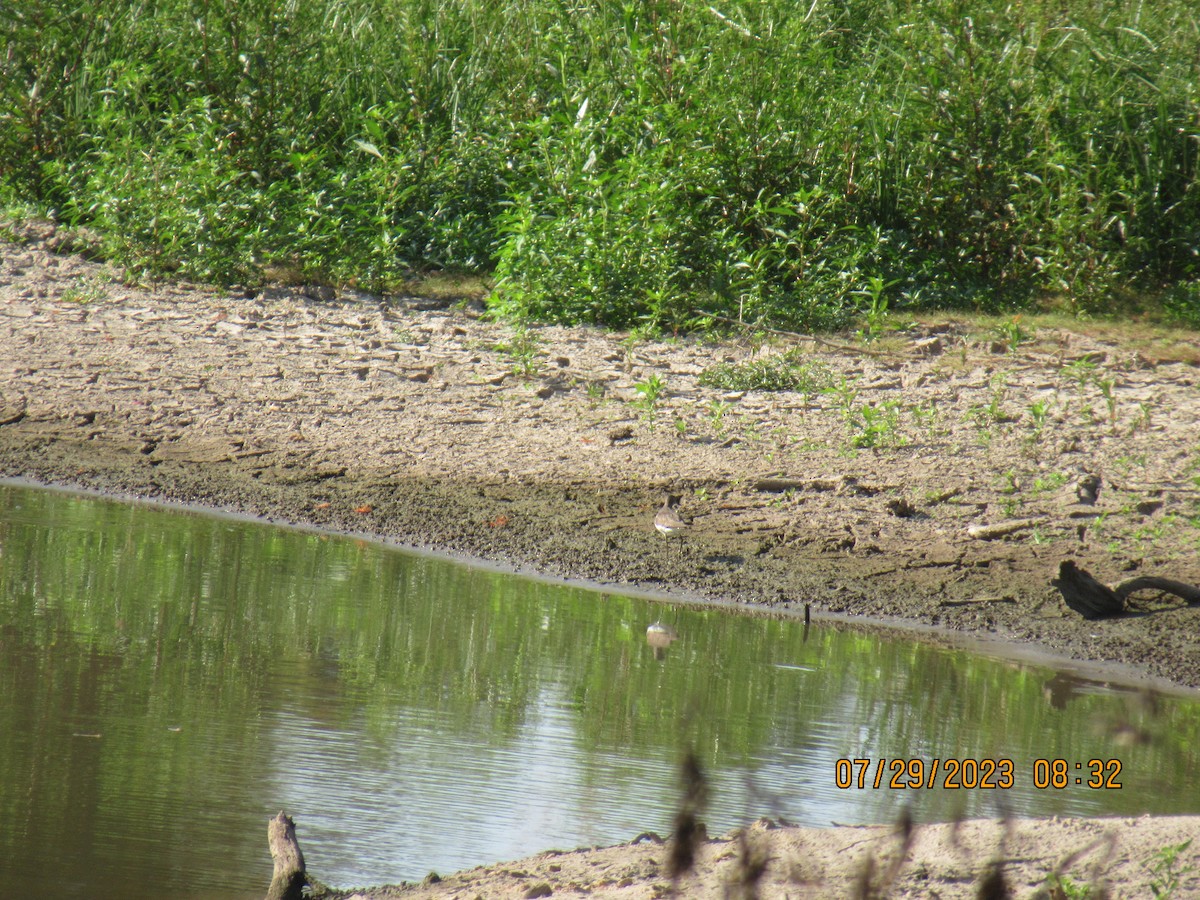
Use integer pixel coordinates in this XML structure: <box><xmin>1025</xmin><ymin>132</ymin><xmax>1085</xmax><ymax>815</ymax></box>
<box><xmin>834</xmin><ymin>758</ymin><xmax>1122</xmax><ymax>790</ymax></box>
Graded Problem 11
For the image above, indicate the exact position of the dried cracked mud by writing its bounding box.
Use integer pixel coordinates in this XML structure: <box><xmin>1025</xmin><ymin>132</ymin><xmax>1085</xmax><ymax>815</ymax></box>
<box><xmin>3</xmin><ymin>223</ymin><xmax>1200</xmax><ymax>897</ymax></box>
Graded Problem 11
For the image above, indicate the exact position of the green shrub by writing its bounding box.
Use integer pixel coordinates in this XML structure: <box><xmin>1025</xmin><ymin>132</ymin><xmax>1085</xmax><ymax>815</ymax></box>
<box><xmin>2</xmin><ymin>0</ymin><xmax>1198</xmax><ymax>327</ymax></box>
<box><xmin>1163</xmin><ymin>282</ymin><xmax>1200</xmax><ymax>330</ymax></box>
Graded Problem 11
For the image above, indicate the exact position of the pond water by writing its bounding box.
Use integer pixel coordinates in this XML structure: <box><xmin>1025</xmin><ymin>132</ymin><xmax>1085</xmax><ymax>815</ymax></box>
<box><xmin>1</xmin><ymin>482</ymin><xmax>1198</xmax><ymax>898</ymax></box>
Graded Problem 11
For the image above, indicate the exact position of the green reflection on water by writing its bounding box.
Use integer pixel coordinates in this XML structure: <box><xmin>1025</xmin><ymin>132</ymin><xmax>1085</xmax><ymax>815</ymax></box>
<box><xmin>0</xmin><ymin>483</ymin><xmax>1197</xmax><ymax>897</ymax></box>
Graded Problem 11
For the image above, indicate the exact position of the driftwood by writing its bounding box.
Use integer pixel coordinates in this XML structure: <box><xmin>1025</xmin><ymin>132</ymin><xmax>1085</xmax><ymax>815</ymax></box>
<box><xmin>1114</xmin><ymin>576</ymin><xmax>1200</xmax><ymax>605</ymax></box>
<box><xmin>266</xmin><ymin>812</ymin><xmax>307</xmax><ymax>900</ymax></box>
<box><xmin>967</xmin><ymin>517</ymin><xmax>1045</xmax><ymax>540</ymax></box>
<box><xmin>1052</xmin><ymin>561</ymin><xmax>1200</xmax><ymax>621</ymax></box>
<box><xmin>1052</xmin><ymin>562</ymin><xmax>1124</xmax><ymax>619</ymax></box>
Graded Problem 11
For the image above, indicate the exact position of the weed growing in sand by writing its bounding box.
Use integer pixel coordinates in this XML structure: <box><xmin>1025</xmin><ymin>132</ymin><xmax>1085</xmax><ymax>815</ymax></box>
<box><xmin>970</xmin><ymin>374</ymin><xmax>1011</xmax><ymax>428</ymax></box>
<box><xmin>1042</xmin><ymin>872</ymin><xmax>1095</xmax><ymax>898</ymax></box>
<box><xmin>1060</xmin><ymin>357</ymin><xmax>1099</xmax><ymax>387</ymax></box>
<box><xmin>632</xmin><ymin>373</ymin><xmax>666</xmax><ymax>422</ymax></box>
<box><xmin>1146</xmin><ymin>839</ymin><xmax>1194</xmax><ymax>898</ymax></box>
<box><xmin>1028</xmin><ymin>398</ymin><xmax>1051</xmax><ymax>434</ymax></box>
<box><xmin>706</xmin><ymin>399</ymin><xmax>734</xmax><ymax>436</ymax></box>
<box><xmin>844</xmin><ymin>399</ymin><xmax>905</xmax><ymax>449</ymax></box>
<box><xmin>1113</xmin><ymin>454</ymin><xmax>1148</xmax><ymax>479</ymax></box>
<box><xmin>1130</xmin><ymin>401</ymin><xmax>1153</xmax><ymax>434</ymax></box>
<box><xmin>495</xmin><ymin>325</ymin><xmax>543</xmax><ymax>377</ymax></box>
<box><xmin>998</xmin><ymin>469</ymin><xmax>1021</xmax><ymax>494</ymax></box>
<box><xmin>1188</xmin><ymin>455</ymin><xmax>1200</xmax><ymax>488</ymax></box>
<box><xmin>61</xmin><ymin>277</ymin><xmax>107</xmax><ymax>304</ymax></box>
<box><xmin>1033</xmin><ymin>472</ymin><xmax>1069</xmax><ymax>494</ymax></box>
<box><xmin>854</xmin><ymin>275</ymin><xmax>900</xmax><ymax>342</ymax></box>
<box><xmin>740</xmin><ymin>420</ymin><xmax>763</xmax><ymax>443</ymax></box>
<box><xmin>1096</xmin><ymin>376</ymin><xmax>1118</xmax><ymax>424</ymax></box>
<box><xmin>618</xmin><ymin>331</ymin><xmax>649</xmax><ymax>371</ymax></box>
<box><xmin>1134</xmin><ymin>513</ymin><xmax>1179</xmax><ymax>549</ymax></box>
<box><xmin>995</xmin><ymin>315</ymin><xmax>1031</xmax><ymax>353</ymax></box>
<box><xmin>908</xmin><ymin>401</ymin><xmax>945</xmax><ymax>440</ymax></box>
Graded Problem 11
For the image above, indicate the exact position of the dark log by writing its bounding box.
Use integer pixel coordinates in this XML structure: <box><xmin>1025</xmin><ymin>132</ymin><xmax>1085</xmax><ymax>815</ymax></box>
<box><xmin>1051</xmin><ymin>561</ymin><xmax>1125</xmax><ymax>620</ymax></box>
<box><xmin>1114</xmin><ymin>576</ymin><xmax>1200</xmax><ymax>605</ymax></box>
<box><xmin>1053</xmin><ymin>563</ymin><xmax>1200</xmax><ymax>620</ymax></box>
<box><xmin>266</xmin><ymin>812</ymin><xmax>306</xmax><ymax>900</ymax></box>
<box><xmin>753</xmin><ymin>476</ymin><xmax>808</xmax><ymax>493</ymax></box>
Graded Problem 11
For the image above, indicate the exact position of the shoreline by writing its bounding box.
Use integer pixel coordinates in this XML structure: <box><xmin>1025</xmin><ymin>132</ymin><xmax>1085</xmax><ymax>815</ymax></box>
<box><xmin>7</xmin><ymin>472</ymin><xmax>1193</xmax><ymax>699</ymax></box>
<box><xmin>305</xmin><ymin>815</ymin><xmax>1200</xmax><ymax>899</ymax></box>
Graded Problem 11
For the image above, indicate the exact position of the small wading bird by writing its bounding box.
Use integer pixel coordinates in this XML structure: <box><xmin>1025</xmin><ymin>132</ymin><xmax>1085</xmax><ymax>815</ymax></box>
<box><xmin>654</xmin><ymin>494</ymin><xmax>692</xmax><ymax>537</ymax></box>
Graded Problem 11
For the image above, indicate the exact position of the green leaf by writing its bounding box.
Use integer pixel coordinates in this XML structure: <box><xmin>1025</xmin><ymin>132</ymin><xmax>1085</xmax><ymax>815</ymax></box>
<box><xmin>352</xmin><ymin>140</ymin><xmax>384</xmax><ymax>160</ymax></box>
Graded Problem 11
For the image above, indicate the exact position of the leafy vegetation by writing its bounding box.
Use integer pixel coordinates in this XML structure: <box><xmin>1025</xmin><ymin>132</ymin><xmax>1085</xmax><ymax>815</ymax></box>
<box><xmin>844</xmin><ymin>398</ymin><xmax>906</xmax><ymax>449</ymax></box>
<box><xmin>632</xmin><ymin>372</ymin><xmax>667</xmax><ymax>420</ymax></box>
<box><xmin>2</xmin><ymin>0</ymin><xmax>1199</xmax><ymax>330</ymax></box>
<box><xmin>494</xmin><ymin>324</ymin><xmax>544</xmax><ymax>377</ymax></box>
<box><xmin>1147</xmin><ymin>840</ymin><xmax>1195</xmax><ymax>899</ymax></box>
<box><xmin>699</xmin><ymin>349</ymin><xmax>834</xmax><ymax>393</ymax></box>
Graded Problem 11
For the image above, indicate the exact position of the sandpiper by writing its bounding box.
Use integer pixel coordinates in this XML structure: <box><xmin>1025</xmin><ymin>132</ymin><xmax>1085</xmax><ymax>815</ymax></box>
<box><xmin>654</xmin><ymin>494</ymin><xmax>692</xmax><ymax>536</ymax></box>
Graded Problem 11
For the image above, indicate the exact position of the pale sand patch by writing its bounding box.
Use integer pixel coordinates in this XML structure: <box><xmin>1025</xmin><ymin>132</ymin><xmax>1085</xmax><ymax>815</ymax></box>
<box><xmin>339</xmin><ymin>815</ymin><xmax>1199</xmax><ymax>899</ymax></box>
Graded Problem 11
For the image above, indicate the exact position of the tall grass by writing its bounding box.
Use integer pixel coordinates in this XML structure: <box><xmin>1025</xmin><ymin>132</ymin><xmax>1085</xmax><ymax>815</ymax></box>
<box><xmin>2</xmin><ymin>0</ymin><xmax>1198</xmax><ymax>329</ymax></box>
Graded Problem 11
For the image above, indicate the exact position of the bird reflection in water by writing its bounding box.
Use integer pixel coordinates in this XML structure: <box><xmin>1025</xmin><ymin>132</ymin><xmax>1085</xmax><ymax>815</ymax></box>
<box><xmin>646</xmin><ymin>622</ymin><xmax>679</xmax><ymax>660</ymax></box>
<box><xmin>1042</xmin><ymin>670</ymin><xmax>1159</xmax><ymax>746</ymax></box>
